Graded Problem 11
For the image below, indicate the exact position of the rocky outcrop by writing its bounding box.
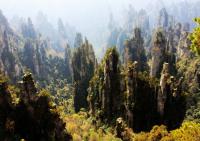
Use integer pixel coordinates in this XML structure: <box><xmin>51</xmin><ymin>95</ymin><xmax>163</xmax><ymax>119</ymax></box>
<box><xmin>150</xmin><ymin>22</ymin><xmax>191</xmax><ymax>78</ymax></box>
<box><xmin>150</xmin><ymin>29</ymin><xmax>166</xmax><ymax>78</ymax></box>
<box><xmin>158</xmin><ymin>63</ymin><xmax>170</xmax><ymax>116</ymax></box>
<box><xmin>116</xmin><ymin>30</ymin><xmax>128</xmax><ymax>56</ymax></box>
<box><xmin>123</xmin><ymin>28</ymin><xmax>148</xmax><ymax>72</ymax></box>
<box><xmin>102</xmin><ymin>48</ymin><xmax>121</xmax><ymax>119</ymax></box>
<box><xmin>72</xmin><ymin>38</ymin><xmax>96</xmax><ymax>112</ymax></box>
<box><xmin>177</xmin><ymin>30</ymin><xmax>192</xmax><ymax>59</ymax></box>
<box><xmin>113</xmin><ymin>9</ymin><xmax>151</xmax><ymax>59</ymax></box>
<box><xmin>21</xmin><ymin>18</ymin><xmax>37</xmax><ymax>39</ymax></box>
<box><xmin>0</xmin><ymin>20</ymin><xmax>22</xmax><ymax>82</ymax></box>
<box><xmin>125</xmin><ymin>61</ymin><xmax>185</xmax><ymax>132</ymax></box>
<box><xmin>158</xmin><ymin>63</ymin><xmax>185</xmax><ymax>129</ymax></box>
<box><xmin>0</xmin><ymin>10</ymin><xmax>12</xmax><ymax>33</ymax></box>
<box><xmin>18</xmin><ymin>73</ymin><xmax>37</xmax><ymax>101</ymax></box>
<box><xmin>64</xmin><ymin>44</ymin><xmax>72</xmax><ymax>82</ymax></box>
<box><xmin>88</xmin><ymin>48</ymin><xmax>123</xmax><ymax>120</ymax></box>
<box><xmin>158</xmin><ymin>8</ymin><xmax>169</xmax><ymax>29</ymax></box>
<box><xmin>106</xmin><ymin>13</ymin><xmax>120</xmax><ymax>49</ymax></box>
<box><xmin>74</xmin><ymin>33</ymin><xmax>83</xmax><ymax>48</ymax></box>
<box><xmin>114</xmin><ymin>117</ymin><xmax>132</xmax><ymax>141</ymax></box>
<box><xmin>88</xmin><ymin>48</ymin><xmax>186</xmax><ymax>133</ymax></box>
<box><xmin>123</xmin><ymin>62</ymin><xmax>158</xmax><ymax>132</ymax></box>
<box><xmin>0</xmin><ymin>11</ymin><xmax>73</xmax><ymax>88</ymax></box>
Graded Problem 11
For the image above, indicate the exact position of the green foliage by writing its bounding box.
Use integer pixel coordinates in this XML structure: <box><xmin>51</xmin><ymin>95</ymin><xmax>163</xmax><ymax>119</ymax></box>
<box><xmin>170</xmin><ymin>121</ymin><xmax>200</xmax><ymax>141</ymax></box>
<box><xmin>20</xmin><ymin>38</ymin><xmax>72</xmax><ymax>89</ymax></box>
<box><xmin>135</xmin><ymin>125</ymin><xmax>170</xmax><ymax>141</ymax></box>
<box><xmin>64</xmin><ymin>112</ymin><xmax>122</xmax><ymax>141</ymax></box>
<box><xmin>135</xmin><ymin>121</ymin><xmax>200</xmax><ymax>141</ymax></box>
<box><xmin>189</xmin><ymin>17</ymin><xmax>200</xmax><ymax>55</ymax></box>
<box><xmin>0</xmin><ymin>7</ymin><xmax>200</xmax><ymax>141</ymax></box>
<box><xmin>0</xmin><ymin>73</ymin><xmax>72</xmax><ymax>141</ymax></box>
<box><xmin>50</xmin><ymin>82</ymin><xmax>75</xmax><ymax>114</ymax></box>
<box><xmin>0</xmin><ymin>73</ymin><xmax>9</xmax><ymax>83</ymax></box>
<box><xmin>177</xmin><ymin>57</ymin><xmax>200</xmax><ymax>122</ymax></box>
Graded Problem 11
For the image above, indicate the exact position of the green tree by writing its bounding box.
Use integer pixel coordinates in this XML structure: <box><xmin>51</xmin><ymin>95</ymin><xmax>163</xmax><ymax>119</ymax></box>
<box><xmin>189</xmin><ymin>18</ymin><xmax>200</xmax><ymax>55</ymax></box>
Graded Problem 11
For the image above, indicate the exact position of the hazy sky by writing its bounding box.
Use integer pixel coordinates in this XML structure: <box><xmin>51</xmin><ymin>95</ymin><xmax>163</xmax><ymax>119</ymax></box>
<box><xmin>0</xmin><ymin>0</ymin><xmax>192</xmax><ymax>27</ymax></box>
<box><xmin>0</xmin><ymin>0</ymin><xmax>198</xmax><ymax>51</ymax></box>
<box><xmin>0</xmin><ymin>0</ymin><xmax>153</xmax><ymax>26</ymax></box>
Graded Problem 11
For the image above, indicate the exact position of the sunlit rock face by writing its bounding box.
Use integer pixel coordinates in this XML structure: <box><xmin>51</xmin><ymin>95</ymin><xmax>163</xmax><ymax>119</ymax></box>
<box><xmin>158</xmin><ymin>63</ymin><xmax>170</xmax><ymax>116</ymax></box>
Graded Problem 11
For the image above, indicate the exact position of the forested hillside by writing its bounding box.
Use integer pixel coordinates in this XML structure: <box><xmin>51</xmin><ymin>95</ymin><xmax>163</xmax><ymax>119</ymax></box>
<box><xmin>0</xmin><ymin>1</ymin><xmax>200</xmax><ymax>140</ymax></box>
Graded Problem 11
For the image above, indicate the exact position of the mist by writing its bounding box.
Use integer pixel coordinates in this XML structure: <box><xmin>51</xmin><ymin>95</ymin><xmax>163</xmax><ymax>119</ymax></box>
<box><xmin>0</xmin><ymin>0</ymin><xmax>199</xmax><ymax>51</ymax></box>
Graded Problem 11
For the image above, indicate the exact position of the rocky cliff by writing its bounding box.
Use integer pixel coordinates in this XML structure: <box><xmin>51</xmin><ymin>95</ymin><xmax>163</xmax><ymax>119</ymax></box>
<box><xmin>88</xmin><ymin>47</ymin><xmax>186</xmax><ymax>133</ymax></box>
<box><xmin>72</xmin><ymin>38</ymin><xmax>96</xmax><ymax>112</ymax></box>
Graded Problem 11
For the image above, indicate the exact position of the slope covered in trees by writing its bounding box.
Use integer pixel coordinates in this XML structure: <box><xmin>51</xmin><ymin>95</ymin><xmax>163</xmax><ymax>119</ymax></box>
<box><xmin>0</xmin><ymin>73</ymin><xmax>72</xmax><ymax>140</ymax></box>
<box><xmin>0</xmin><ymin>2</ymin><xmax>200</xmax><ymax>141</ymax></box>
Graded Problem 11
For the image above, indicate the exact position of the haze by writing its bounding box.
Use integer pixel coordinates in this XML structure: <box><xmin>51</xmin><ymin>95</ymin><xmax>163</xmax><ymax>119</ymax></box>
<box><xmin>0</xmin><ymin>0</ymin><xmax>198</xmax><ymax>49</ymax></box>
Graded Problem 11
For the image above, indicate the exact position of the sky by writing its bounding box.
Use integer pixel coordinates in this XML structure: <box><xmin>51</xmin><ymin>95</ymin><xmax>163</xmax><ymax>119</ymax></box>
<box><xmin>0</xmin><ymin>0</ymin><xmax>153</xmax><ymax>26</ymax></box>
<box><xmin>0</xmin><ymin>0</ymin><xmax>198</xmax><ymax>51</ymax></box>
<box><xmin>0</xmin><ymin>0</ymin><xmax>191</xmax><ymax>29</ymax></box>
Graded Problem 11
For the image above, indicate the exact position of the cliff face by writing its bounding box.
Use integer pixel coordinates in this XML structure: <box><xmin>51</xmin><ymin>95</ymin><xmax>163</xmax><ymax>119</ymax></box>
<box><xmin>0</xmin><ymin>17</ymin><xmax>22</xmax><ymax>82</ymax></box>
<box><xmin>158</xmin><ymin>8</ymin><xmax>169</xmax><ymax>29</ymax></box>
<box><xmin>150</xmin><ymin>25</ymin><xmax>182</xmax><ymax>78</ymax></box>
<box><xmin>150</xmin><ymin>29</ymin><xmax>166</xmax><ymax>78</ymax></box>
<box><xmin>102</xmin><ymin>48</ymin><xmax>121</xmax><ymax>119</ymax></box>
<box><xmin>177</xmin><ymin>30</ymin><xmax>192</xmax><ymax>59</ymax></box>
<box><xmin>158</xmin><ymin>63</ymin><xmax>185</xmax><ymax>129</ymax></box>
<box><xmin>88</xmin><ymin>47</ymin><xmax>186</xmax><ymax>133</ymax></box>
<box><xmin>88</xmin><ymin>48</ymin><xmax>123</xmax><ymax>120</ymax></box>
<box><xmin>123</xmin><ymin>28</ymin><xmax>148</xmax><ymax>72</ymax></box>
<box><xmin>123</xmin><ymin>62</ymin><xmax>158</xmax><ymax>132</ymax></box>
<box><xmin>72</xmin><ymin>39</ymin><xmax>96</xmax><ymax>112</ymax></box>
<box><xmin>0</xmin><ymin>11</ymin><xmax>73</xmax><ymax>88</ymax></box>
<box><xmin>123</xmin><ymin>62</ymin><xmax>185</xmax><ymax>132</ymax></box>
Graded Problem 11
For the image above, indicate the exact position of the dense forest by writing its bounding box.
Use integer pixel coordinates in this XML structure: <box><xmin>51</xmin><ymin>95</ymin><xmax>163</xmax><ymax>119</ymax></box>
<box><xmin>0</xmin><ymin>0</ymin><xmax>200</xmax><ymax>141</ymax></box>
